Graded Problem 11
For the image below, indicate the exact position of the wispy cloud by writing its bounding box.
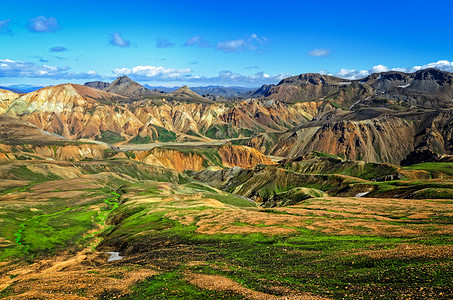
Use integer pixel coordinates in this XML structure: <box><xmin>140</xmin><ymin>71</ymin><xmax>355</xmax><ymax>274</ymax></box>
<box><xmin>216</xmin><ymin>34</ymin><xmax>268</xmax><ymax>53</ymax></box>
<box><xmin>334</xmin><ymin>60</ymin><xmax>453</xmax><ymax>79</ymax></box>
<box><xmin>111</xmin><ymin>64</ymin><xmax>289</xmax><ymax>85</ymax></box>
<box><xmin>49</xmin><ymin>46</ymin><xmax>68</xmax><ymax>53</ymax></box>
<box><xmin>110</xmin><ymin>32</ymin><xmax>130</xmax><ymax>47</ymax></box>
<box><xmin>401</xmin><ymin>60</ymin><xmax>453</xmax><ymax>73</ymax></box>
<box><xmin>309</xmin><ymin>48</ymin><xmax>330</xmax><ymax>57</ymax></box>
<box><xmin>0</xmin><ymin>19</ymin><xmax>12</xmax><ymax>35</ymax></box>
<box><xmin>184</xmin><ymin>35</ymin><xmax>211</xmax><ymax>48</ymax></box>
<box><xmin>0</xmin><ymin>58</ymin><xmax>98</xmax><ymax>79</ymax></box>
<box><xmin>335</xmin><ymin>68</ymin><xmax>369</xmax><ymax>80</ymax></box>
<box><xmin>112</xmin><ymin>66</ymin><xmax>192</xmax><ymax>80</ymax></box>
<box><xmin>214</xmin><ymin>71</ymin><xmax>289</xmax><ymax>84</ymax></box>
<box><xmin>156</xmin><ymin>37</ymin><xmax>175</xmax><ymax>48</ymax></box>
<box><xmin>27</xmin><ymin>16</ymin><xmax>59</xmax><ymax>33</ymax></box>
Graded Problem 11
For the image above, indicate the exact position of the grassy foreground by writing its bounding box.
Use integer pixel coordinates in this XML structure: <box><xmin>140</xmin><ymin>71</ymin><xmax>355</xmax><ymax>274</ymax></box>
<box><xmin>0</xmin><ymin>160</ymin><xmax>452</xmax><ymax>299</ymax></box>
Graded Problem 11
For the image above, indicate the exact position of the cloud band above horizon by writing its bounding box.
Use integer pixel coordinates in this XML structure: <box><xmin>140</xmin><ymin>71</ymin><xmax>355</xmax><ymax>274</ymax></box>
<box><xmin>2</xmin><ymin>58</ymin><xmax>453</xmax><ymax>86</ymax></box>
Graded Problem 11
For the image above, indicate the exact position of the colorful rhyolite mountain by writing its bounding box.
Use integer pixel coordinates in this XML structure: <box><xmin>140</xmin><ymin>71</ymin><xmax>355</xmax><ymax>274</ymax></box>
<box><xmin>1</xmin><ymin>68</ymin><xmax>453</xmax><ymax>164</ymax></box>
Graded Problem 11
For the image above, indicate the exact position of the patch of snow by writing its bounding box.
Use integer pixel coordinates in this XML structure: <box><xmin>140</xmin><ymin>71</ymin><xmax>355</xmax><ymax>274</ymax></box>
<box><xmin>350</xmin><ymin>95</ymin><xmax>372</xmax><ymax>110</ymax></box>
<box><xmin>355</xmin><ymin>192</ymin><xmax>369</xmax><ymax>197</ymax></box>
<box><xmin>339</xmin><ymin>82</ymin><xmax>352</xmax><ymax>85</ymax></box>
<box><xmin>106</xmin><ymin>251</ymin><xmax>123</xmax><ymax>262</ymax></box>
<box><xmin>397</xmin><ymin>84</ymin><xmax>410</xmax><ymax>88</ymax></box>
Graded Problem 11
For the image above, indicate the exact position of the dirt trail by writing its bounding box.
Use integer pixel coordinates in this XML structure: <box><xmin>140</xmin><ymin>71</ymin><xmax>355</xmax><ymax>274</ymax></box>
<box><xmin>117</xmin><ymin>139</ymin><xmax>230</xmax><ymax>152</ymax></box>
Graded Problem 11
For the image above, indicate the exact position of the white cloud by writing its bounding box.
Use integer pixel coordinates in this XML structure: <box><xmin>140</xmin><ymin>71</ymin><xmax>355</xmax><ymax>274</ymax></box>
<box><xmin>27</xmin><ymin>16</ymin><xmax>59</xmax><ymax>33</ymax></box>
<box><xmin>216</xmin><ymin>34</ymin><xmax>268</xmax><ymax>53</ymax></box>
<box><xmin>370</xmin><ymin>64</ymin><xmax>389</xmax><ymax>73</ymax></box>
<box><xmin>309</xmin><ymin>48</ymin><xmax>330</xmax><ymax>57</ymax></box>
<box><xmin>0</xmin><ymin>58</ymin><xmax>98</xmax><ymax>79</ymax></box>
<box><xmin>111</xmin><ymin>65</ymin><xmax>289</xmax><ymax>85</ymax></box>
<box><xmin>184</xmin><ymin>35</ymin><xmax>210</xmax><ymax>48</ymax></box>
<box><xmin>110</xmin><ymin>33</ymin><xmax>130</xmax><ymax>47</ymax></box>
<box><xmin>335</xmin><ymin>68</ymin><xmax>370</xmax><ymax>79</ymax></box>
<box><xmin>334</xmin><ymin>60</ymin><xmax>453</xmax><ymax>80</ymax></box>
<box><xmin>416</xmin><ymin>60</ymin><xmax>453</xmax><ymax>72</ymax></box>
<box><xmin>112</xmin><ymin>66</ymin><xmax>192</xmax><ymax>80</ymax></box>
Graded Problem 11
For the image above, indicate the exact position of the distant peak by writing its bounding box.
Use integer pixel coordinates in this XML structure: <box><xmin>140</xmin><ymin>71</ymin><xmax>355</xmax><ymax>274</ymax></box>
<box><xmin>113</xmin><ymin>75</ymin><xmax>134</xmax><ymax>84</ymax></box>
<box><xmin>174</xmin><ymin>85</ymin><xmax>192</xmax><ymax>92</ymax></box>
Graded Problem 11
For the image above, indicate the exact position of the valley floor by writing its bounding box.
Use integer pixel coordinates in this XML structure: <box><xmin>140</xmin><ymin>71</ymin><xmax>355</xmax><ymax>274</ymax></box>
<box><xmin>0</xmin><ymin>161</ymin><xmax>452</xmax><ymax>299</ymax></box>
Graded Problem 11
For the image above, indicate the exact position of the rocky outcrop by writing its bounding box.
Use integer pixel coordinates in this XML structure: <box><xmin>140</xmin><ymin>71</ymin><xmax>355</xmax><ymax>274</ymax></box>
<box><xmin>118</xmin><ymin>145</ymin><xmax>273</xmax><ymax>172</ymax></box>
<box><xmin>0</xmin><ymin>143</ymin><xmax>108</xmax><ymax>161</ymax></box>
<box><xmin>104</xmin><ymin>76</ymin><xmax>160</xmax><ymax>99</ymax></box>
<box><xmin>0</xmin><ymin>115</ymin><xmax>67</xmax><ymax>143</ymax></box>
<box><xmin>218</xmin><ymin>145</ymin><xmax>275</xmax><ymax>169</ymax></box>
<box><xmin>272</xmin><ymin>115</ymin><xmax>415</xmax><ymax>164</ymax></box>
<box><xmin>135</xmin><ymin>148</ymin><xmax>206</xmax><ymax>172</ymax></box>
<box><xmin>167</xmin><ymin>86</ymin><xmax>210</xmax><ymax>103</ymax></box>
<box><xmin>0</xmin><ymin>89</ymin><xmax>19</xmax><ymax>114</ymax></box>
<box><xmin>249</xmin><ymin>107</ymin><xmax>453</xmax><ymax>164</ymax></box>
<box><xmin>240</xmin><ymin>84</ymin><xmax>275</xmax><ymax>99</ymax></box>
<box><xmin>84</xmin><ymin>81</ymin><xmax>110</xmax><ymax>90</ymax></box>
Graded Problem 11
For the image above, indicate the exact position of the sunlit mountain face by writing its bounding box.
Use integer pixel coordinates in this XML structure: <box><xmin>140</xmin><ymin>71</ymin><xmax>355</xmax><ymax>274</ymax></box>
<box><xmin>1</xmin><ymin>1</ymin><xmax>453</xmax><ymax>299</ymax></box>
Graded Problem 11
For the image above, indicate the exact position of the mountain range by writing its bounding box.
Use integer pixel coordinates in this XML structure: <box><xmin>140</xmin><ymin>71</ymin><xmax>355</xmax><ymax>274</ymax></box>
<box><xmin>0</xmin><ymin>84</ymin><xmax>46</xmax><ymax>94</ymax></box>
<box><xmin>0</xmin><ymin>68</ymin><xmax>451</xmax><ymax>165</ymax></box>
<box><xmin>85</xmin><ymin>79</ymin><xmax>255</xmax><ymax>99</ymax></box>
<box><xmin>1</xmin><ymin>67</ymin><xmax>453</xmax><ymax>299</ymax></box>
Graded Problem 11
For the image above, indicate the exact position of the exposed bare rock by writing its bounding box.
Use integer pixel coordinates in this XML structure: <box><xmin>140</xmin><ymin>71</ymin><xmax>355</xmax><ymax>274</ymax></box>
<box><xmin>167</xmin><ymin>86</ymin><xmax>211</xmax><ymax>103</ymax></box>
<box><xmin>104</xmin><ymin>75</ymin><xmax>160</xmax><ymax>99</ymax></box>
<box><xmin>0</xmin><ymin>89</ymin><xmax>20</xmax><ymax>114</ymax></box>
<box><xmin>84</xmin><ymin>81</ymin><xmax>110</xmax><ymax>90</ymax></box>
<box><xmin>240</xmin><ymin>84</ymin><xmax>275</xmax><ymax>99</ymax></box>
<box><xmin>2</xmin><ymin>86</ymin><xmax>314</xmax><ymax>144</ymax></box>
<box><xmin>249</xmin><ymin>108</ymin><xmax>453</xmax><ymax>164</ymax></box>
<box><xmin>134</xmin><ymin>148</ymin><xmax>206</xmax><ymax>172</ymax></box>
<box><xmin>0</xmin><ymin>115</ymin><xmax>66</xmax><ymax>143</ymax></box>
<box><xmin>218</xmin><ymin>145</ymin><xmax>275</xmax><ymax>169</ymax></box>
<box><xmin>251</xmin><ymin>73</ymin><xmax>373</xmax><ymax>108</ymax></box>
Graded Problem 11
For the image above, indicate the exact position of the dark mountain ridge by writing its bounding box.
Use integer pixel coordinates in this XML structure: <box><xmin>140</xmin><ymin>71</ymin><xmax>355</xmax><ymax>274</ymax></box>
<box><xmin>244</xmin><ymin>68</ymin><xmax>453</xmax><ymax>109</ymax></box>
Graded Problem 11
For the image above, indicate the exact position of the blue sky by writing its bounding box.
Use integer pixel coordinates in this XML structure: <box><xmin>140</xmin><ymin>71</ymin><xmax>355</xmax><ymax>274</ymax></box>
<box><xmin>1</xmin><ymin>0</ymin><xmax>453</xmax><ymax>87</ymax></box>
